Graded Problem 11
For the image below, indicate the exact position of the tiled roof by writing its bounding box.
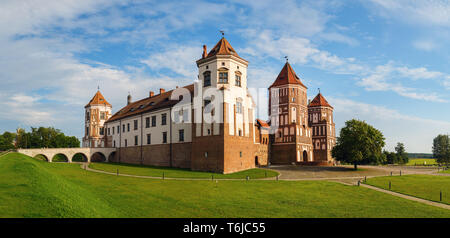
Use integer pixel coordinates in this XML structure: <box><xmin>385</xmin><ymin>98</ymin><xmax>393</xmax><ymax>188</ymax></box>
<box><xmin>256</xmin><ymin>119</ymin><xmax>270</xmax><ymax>128</ymax></box>
<box><xmin>207</xmin><ymin>37</ymin><xmax>240</xmax><ymax>58</ymax></box>
<box><xmin>309</xmin><ymin>93</ymin><xmax>333</xmax><ymax>108</ymax></box>
<box><xmin>106</xmin><ymin>84</ymin><xmax>194</xmax><ymax>123</ymax></box>
<box><xmin>85</xmin><ymin>90</ymin><xmax>111</xmax><ymax>108</ymax></box>
<box><xmin>269</xmin><ymin>62</ymin><xmax>307</xmax><ymax>88</ymax></box>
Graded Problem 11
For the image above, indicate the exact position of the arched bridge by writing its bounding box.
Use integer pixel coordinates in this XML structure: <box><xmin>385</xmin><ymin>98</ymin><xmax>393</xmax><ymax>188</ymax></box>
<box><xmin>17</xmin><ymin>147</ymin><xmax>117</xmax><ymax>163</ymax></box>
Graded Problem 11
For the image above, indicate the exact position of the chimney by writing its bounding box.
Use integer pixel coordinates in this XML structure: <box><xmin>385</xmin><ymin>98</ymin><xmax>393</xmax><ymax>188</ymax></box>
<box><xmin>160</xmin><ymin>88</ymin><xmax>165</xmax><ymax>94</ymax></box>
<box><xmin>149</xmin><ymin>91</ymin><xmax>154</xmax><ymax>97</ymax></box>
<box><xmin>202</xmin><ymin>45</ymin><xmax>207</xmax><ymax>58</ymax></box>
<box><xmin>308</xmin><ymin>99</ymin><xmax>311</xmax><ymax>105</ymax></box>
<box><xmin>127</xmin><ymin>93</ymin><xmax>132</xmax><ymax>105</ymax></box>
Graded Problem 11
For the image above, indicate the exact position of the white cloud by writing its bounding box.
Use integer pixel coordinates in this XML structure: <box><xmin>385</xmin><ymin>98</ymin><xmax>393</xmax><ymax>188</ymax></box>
<box><xmin>330</xmin><ymin>97</ymin><xmax>450</xmax><ymax>153</ymax></box>
<box><xmin>412</xmin><ymin>39</ymin><xmax>438</xmax><ymax>51</ymax></box>
<box><xmin>141</xmin><ymin>45</ymin><xmax>200</xmax><ymax>79</ymax></box>
<box><xmin>358</xmin><ymin>63</ymin><xmax>448</xmax><ymax>102</ymax></box>
<box><xmin>368</xmin><ymin>0</ymin><xmax>450</xmax><ymax>27</ymax></box>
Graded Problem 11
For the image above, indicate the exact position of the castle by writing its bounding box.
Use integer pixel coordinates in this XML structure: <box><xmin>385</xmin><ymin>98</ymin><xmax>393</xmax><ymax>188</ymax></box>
<box><xmin>83</xmin><ymin>36</ymin><xmax>336</xmax><ymax>173</ymax></box>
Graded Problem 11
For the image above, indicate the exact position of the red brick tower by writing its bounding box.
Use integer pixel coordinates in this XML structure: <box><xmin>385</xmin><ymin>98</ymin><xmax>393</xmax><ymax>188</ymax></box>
<box><xmin>308</xmin><ymin>92</ymin><xmax>336</xmax><ymax>164</ymax></box>
<box><xmin>268</xmin><ymin>62</ymin><xmax>313</xmax><ymax>164</ymax></box>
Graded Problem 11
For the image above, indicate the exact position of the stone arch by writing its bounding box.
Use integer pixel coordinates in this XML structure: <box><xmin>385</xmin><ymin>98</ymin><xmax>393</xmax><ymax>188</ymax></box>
<box><xmin>72</xmin><ymin>152</ymin><xmax>88</xmax><ymax>162</ymax></box>
<box><xmin>34</xmin><ymin>154</ymin><xmax>49</xmax><ymax>162</ymax></box>
<box><xmin>91</xmin><ymin>152</ymin><xmax>106</xmax><ymax>162</ymax></box>
<box><xmin>107</xmin><ymin>151</ymin><xmax>116</xmax><ymax>162</ymax></box>
<box><xmin>52</xmin><ymin>153</ymin><xmax>69</xmax><ymax>162</ymax></box>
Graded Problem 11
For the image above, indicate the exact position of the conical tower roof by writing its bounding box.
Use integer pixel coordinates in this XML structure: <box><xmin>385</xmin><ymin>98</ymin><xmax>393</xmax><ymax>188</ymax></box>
<box><xmin>269</xmin><ymin>62</ymin><xmax>307</xmax><ymax>88</ymax></box>
<box><xmin>309</xmin><ymin>93</ymin><xmax>333</xmax><ymax>108</ymax></box>
<box><xmin>85</xmin><ymin>90</ymin><xmax>111</xmax><ymax>108</ymax></box>
<box><xmin>206</xmin><ymin>37</ymin><xmax>240</xmax><ymax>57</ymax></box>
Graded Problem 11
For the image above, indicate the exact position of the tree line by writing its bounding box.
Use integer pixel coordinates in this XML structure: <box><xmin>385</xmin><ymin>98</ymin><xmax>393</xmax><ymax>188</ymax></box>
<box><xmin>0</xmin><ymin>127</ymin><xmax>80</xmax><ymax>150</ymax></box>
<box><xmin>332</xmin><ymin>119</ymin><xmax>449</xmax><ymax>170</ymax></box>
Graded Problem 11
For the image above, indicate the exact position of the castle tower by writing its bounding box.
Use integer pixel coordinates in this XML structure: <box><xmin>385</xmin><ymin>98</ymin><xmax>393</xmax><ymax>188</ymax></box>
<box><xmin>83</xmin><ymin>90</ymin><xmax>112</xmax><ymax>148</ymax></box>
<box><xmin>191</xmin><ymin>36</ymin><xmax>256</xmax><ymax>173</ymax></box>
<box><xmin>308</xmin><ymin>92</ymin><xmax>336</xmax><ymax>163</ymax></box>
<box><xmin>268</xmin><ymin>61</ymin><xmax>313</xmax><ymax>164</ymax></box>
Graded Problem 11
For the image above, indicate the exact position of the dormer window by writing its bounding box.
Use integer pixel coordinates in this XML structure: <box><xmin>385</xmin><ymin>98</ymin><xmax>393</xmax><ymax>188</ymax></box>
<box><xmin>203</xmin><ymin>71</ymin><xmax>211</xmax><ymax>87</ymax></box>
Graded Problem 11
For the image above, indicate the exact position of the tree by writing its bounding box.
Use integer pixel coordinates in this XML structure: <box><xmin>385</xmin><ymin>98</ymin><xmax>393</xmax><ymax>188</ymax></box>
<box><xmin>0</xmin><ymin>131</ymin><xmax>16</xmax><ymax>151</ymax></box>
<box><xmin>332</xmin><ymin>119</ymin><xmax>385</xmax><ymax>170</ymax></box>
<box><xmin>395</xmin><ymin>142</ymin><xmax>408</xmax><ymax>164</ymax></box>
<box><xmin>433</xmin><ymin>134</ymin><xmax>450</xmax><ymax>166</ymax></box>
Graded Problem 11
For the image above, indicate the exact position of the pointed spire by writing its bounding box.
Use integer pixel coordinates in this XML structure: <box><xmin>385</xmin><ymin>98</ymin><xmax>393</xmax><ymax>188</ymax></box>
<box><xmin>85</xmin><ymin>90</ymin><xmax>111</xmax><ymax>108</ymax></box>
<box><xmin>269</xmin><ymin>62</ymin><xmax>307</xmax><ymax>88</ymax></box>
<box><xmin>206</xmin><ymin>37</ymin><xmax>240</xmax><ymax>58</ymax></box>
<box><xmin>309</xmin><ymin>92</ymin><xmax>333</xmax><ymax>108</ymax></box>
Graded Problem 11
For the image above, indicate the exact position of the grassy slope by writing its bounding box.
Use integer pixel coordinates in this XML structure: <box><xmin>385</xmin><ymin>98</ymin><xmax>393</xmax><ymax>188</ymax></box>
<box><xmin>1</xmin><ymin>153</ymin><xmax>450</xmax><ymax>218</ymax></box>
<box><xmin>365</xmin><ymin>175</ymin><xmax>450</xmax><ymax>205</ymax></box>
<box><xmin>406</xmin><ymin>158</ymin><xmax>437</xmax><ymax>166</ymax></box>
<box><xmin>89</xmin><ymin>162</ymin><xmax>279</xmax><ymax>179</ymax></box>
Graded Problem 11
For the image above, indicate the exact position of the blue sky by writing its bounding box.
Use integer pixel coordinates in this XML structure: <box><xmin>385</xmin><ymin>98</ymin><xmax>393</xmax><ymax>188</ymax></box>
<box><xmin>0</xmin><ymin>0</ymin><xmax>449</xmax><ymax>153</ymax></box>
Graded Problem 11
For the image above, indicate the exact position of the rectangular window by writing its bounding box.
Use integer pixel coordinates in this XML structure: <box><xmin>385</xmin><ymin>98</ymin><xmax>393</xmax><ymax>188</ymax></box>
<box><xmin>236</xmin><ymin>102</ymin><xmax>243</xmax><ymax>114</ymax></box>
<box><xmin>113</xmin><ymin>140</ymin><xmax>116</xmax><ymax>147</ymax></box>
<box><xmin>127</xmin><ymin>123</ymin><xmax>130</xmax><ymax>132</ymax></box>
<box><xmin>134</xmin><ymin>120</ymin><xmax>138</xmax><ymax>130</ymax></box>
<box><xmin>179</xmin><ymin>129</ymin><xmax>184</xmax><ymax>142</ymax></box>
<box><xmin>162</xmin><ymin>132</ymin><xmax>167</xmax><ymax>143</ymax></box>
<box><xmin>118</xmin><ymin>125</ymin><xmax>120</xmax><ymax>134</ymax></box>
<box><xmin>112</xmin><ymin>127</ymin><xmax>115</xmax><ymax>134</ymax></box>
<box><xmin>107</xmin><ymin>128</ymin><xmax>110</xmax><ymax>135</ymax></box>
<box><xmin>161</xmin><ymin>113</ymin><xmax>167</xmax><ymax>125</ymax></box>
<box><xmin>147</xmin><ymin>134</ymin><xmax>151</xmax><ymax>145</ymax></box>
<box><xmin>100</xmin><ymin>127</ymin><xmax>104</xmax><ymax>135</ymax></box>
<box><xmin>100</xmin><ymin>112</ymin><xmax>105</xmax><ymax>120</ymax></box>
<box><xmin>203</xmin><ymin>72</ymin><xmax>211</xmax><ymax>87</ymax></box>
<box><xmin>219</xmin><ymin>72</ymin><xmax>228</xmax><ymax>83</ymax></box>
<box><xmin>134</xmin><ymin>135</ymin><xmax>138</xmax><ymax>146</ymax></box>
<box><xmin>145</xmin><ymin>117</ymin><xmax>150</xmax><ymax>128</ymax></box>
<box><xmin>151</xmin><ymin>116</ymin><xmax>156</xmax><ymax>127</ymax></box>
<box><xmin>235</xmin><ymin>75</ymin><xmax>241</xmax><ymax>87</ymax></box>
<box><xmin>124</xmin><ymin>139</ymin><xmax>127</xmax><ymax>147</ymax></box>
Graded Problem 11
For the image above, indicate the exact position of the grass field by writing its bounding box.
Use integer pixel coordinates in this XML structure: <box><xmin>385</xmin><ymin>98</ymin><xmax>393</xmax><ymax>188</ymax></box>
<box><xmin>406</xmin><ymin>158</ymin><xmax>437</xmax><ymax>166</ymax></box>
<box><xmin>89</xmin><ymin>162</ymin><xmax>279</xmax><ymax>179</ymax></box>
<box><xmin>365</xmin><ymin>175</ymin><xmax>450</xmax><ymax>205</ymax></box>
<box><xmin>1</xmin><ymin>152</ymin><xmax>449</xmax><ymax>218</ymax></box>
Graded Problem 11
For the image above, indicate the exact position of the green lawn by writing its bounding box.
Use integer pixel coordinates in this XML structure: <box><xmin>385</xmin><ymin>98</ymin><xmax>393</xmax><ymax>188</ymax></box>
<box><xmin>1</xmin><ymin>152</ymin><xmax>449</xmax><ymax>218</ymax></box>
<box><xmin>365</xmin><ymin>175</ymin><xmax>450</xmax><ymax>205</ymax></box>
<box><xmin>406</xmin><ymin>158</ymin><xmax>437</xmax><ymax>166</ymax></box>
<box><xmin>89</xmin><ymin>162</ymin><xmax>279</xmax><ymax>179</ymax></box>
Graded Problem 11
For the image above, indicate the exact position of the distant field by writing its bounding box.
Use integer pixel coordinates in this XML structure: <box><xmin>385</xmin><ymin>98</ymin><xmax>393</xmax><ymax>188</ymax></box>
<box><xmin>89</xmin><ymin>162</ymin><xmax>279</xmax><ymax>179</ymax></box>
<box><xmin>406</xmin><ymin>158</ymin><xmax>437</xmax><ymax>166</ymax></box>
<box><xmin>365</xmin><ymin>175</ymin><xmax>450</xmax><ymax>205</ymax></box>
<box><xmin>1</xmin><ymin>153</ymin><xmax>450</xmax><ymax>218</ymax></box>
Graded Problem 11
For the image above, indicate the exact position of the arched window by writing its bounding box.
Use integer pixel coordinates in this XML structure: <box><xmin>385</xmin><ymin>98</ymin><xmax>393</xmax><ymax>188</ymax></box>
<box><xmin>203</xmin><ymin>71</ymin><xmax>211</xmax><ymax>87</ymax></box>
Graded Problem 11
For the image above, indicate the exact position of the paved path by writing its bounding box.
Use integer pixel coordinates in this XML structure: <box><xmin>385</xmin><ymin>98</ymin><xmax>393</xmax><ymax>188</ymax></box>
<box><xmin>360</xmin><ymin>183</ymin><xmax>450</xmax><ymax>210</ymax></box>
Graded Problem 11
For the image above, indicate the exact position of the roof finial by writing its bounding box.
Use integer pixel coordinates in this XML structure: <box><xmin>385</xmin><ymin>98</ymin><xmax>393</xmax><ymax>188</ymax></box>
<box><xmin>220</xmin><ymin>30</ymin><xmax>224</xmax><ymax>37</ymax></box>
<box><xmin>97</xmin><ymin>85</ymin><xmax>100</xmax><ymax>91</ymax></box>
<box><xmin>284</xmin><ymin>56</ymin><xmax>288</xmax><ymax>62</ymax></box>
<box><xmin>318</xmin><ymin>88</ymin><xmax>321</xmax><ymax>94</ymax></box>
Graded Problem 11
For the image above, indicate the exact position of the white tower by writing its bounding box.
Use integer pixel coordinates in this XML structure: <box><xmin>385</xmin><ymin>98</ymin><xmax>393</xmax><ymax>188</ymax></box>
<box><xmin>83</xmin><ymin>90</ymin><xmax>112</xmax><ymax>148</ymax></box>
